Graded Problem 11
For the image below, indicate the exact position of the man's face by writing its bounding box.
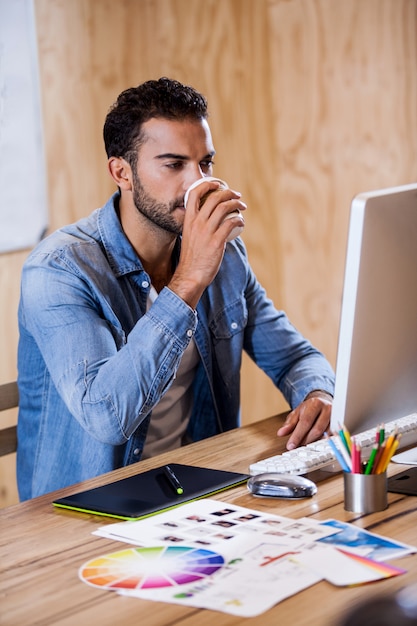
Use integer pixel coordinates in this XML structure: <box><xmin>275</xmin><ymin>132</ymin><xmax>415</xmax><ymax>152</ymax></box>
<box><xmin>131</xmin><ymin>117</ymin><xmax>215</xmax><ymax>234</ymax></box>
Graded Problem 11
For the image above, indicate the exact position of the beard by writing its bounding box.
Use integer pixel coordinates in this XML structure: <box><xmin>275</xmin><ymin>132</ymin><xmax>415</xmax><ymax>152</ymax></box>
<box><xmin>132</xmin><ymin>170</ymin><xmax>183</xmax><ymax>235</ymax></box>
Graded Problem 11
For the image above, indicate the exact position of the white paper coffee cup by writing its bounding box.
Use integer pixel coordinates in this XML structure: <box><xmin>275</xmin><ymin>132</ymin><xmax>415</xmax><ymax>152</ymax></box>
<box><xmin>184</xmin><ymin>177</ymin><xmax>244</xmax><ymax>241</ymax></box>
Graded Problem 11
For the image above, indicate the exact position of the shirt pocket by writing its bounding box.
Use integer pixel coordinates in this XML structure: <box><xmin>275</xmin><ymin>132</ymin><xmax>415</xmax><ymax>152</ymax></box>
<box><xmin>209</xmin><ymin>297</ymin><xmax>248</xmax><ymax>340</ymax></box>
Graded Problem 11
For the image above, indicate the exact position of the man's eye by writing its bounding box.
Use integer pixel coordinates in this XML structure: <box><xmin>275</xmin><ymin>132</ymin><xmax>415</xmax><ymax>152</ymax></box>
<box><xmin>166</xmin><ymin>162</ymin><xmax>184</xmax><ymax>170</ymax></box>
<box><xmin>201</xmin><ymin>160</ymin><xmax>215</xmax><ymax>171</ymax></box>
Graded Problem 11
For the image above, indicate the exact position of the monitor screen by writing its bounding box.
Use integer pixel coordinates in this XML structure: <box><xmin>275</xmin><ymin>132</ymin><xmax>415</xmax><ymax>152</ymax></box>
<box><xmin>330</xmin><ymin>182</ymin><xmax>417</xmax><ymax>435</ymax></box>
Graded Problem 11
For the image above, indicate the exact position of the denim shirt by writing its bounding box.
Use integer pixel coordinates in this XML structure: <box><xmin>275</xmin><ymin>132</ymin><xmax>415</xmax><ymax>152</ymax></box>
<box><xmin>17</xmin><ymin>192</ymin><xmax>335</xmax><ymax>500</ymax></box>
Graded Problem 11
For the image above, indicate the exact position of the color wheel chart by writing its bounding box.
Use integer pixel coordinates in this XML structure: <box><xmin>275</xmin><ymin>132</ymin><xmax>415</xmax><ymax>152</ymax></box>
<box><xmin>80</xmin><ymin>546</ymin><xmax>225</xmax><ymax>590</ymax></box>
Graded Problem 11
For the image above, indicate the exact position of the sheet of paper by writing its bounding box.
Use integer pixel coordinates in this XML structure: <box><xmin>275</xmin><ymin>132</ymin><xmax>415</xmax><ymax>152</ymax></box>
<box><xmin>293</xmin><ymin>544</ymin><xmax>406</xmax><ymax>586</ymax></box>
<box><xmin>316</xmin><ymin>519</ymin><xmax>416</xmax><ymax>561</ymax></box>
<box><xmin>94</xmin><ymin>499</ymin><xmax>339</xmax><ymax>549</ymax></box>
<box><xmin>82</xmin><ymin>500</ymin><xmax>413</xmax><ymax>616</ymax></box>
<box><xmin>80</xmin><ymin>533</ymin><xmax>321</xmax><ymax>617</ymax></box>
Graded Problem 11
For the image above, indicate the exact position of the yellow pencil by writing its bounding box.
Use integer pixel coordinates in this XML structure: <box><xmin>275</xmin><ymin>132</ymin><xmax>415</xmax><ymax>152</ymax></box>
<box><xmin>381</xmin><ymin>434</ymin><xmax>401</xmax><ymax>473</ymax></box>
<box><xmin>342</xmin><ymin>424</ymin><xmax>352</xmax><ymax>452</ymax></box>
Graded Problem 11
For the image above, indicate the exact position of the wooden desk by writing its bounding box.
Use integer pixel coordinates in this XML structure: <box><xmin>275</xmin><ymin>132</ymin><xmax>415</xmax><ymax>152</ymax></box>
<box><xmin>1</xmin><ymin>415</ymin><xmax>416</xmax><ymax>626</ymax></box>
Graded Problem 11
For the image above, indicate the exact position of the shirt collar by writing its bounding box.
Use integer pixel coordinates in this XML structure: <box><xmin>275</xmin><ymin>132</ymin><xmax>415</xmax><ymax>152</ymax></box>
<box><xmin>97</xmin><ymin>191</ymin><xmax>181</xmax><ymax>277</ymax></box>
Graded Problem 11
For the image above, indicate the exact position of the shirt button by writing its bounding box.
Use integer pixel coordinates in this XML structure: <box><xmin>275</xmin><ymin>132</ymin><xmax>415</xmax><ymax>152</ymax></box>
<box><xmin>231</xmin><ymin>322</ymin><xmax>238</xmax><ymax>330</ymax></box>
<box><xmin>186</xmin><ymin>329</ymin><xmax>193</xmax><ymax>338</ymax></box>
<box><xmin>133</xmin><ymin>448</ymin><xmax>140</xmax><ymax>456</ymax></box>
<box><xmin>141</xmin><ymin>280</ymin><xmax>149</xmax><ymax>288</ymax></box>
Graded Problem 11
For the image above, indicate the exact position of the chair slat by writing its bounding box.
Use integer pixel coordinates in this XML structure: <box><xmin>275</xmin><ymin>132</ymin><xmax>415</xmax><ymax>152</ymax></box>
<box><xmin>0</xmin><ymin>382</ymin><xmax>19</xmax><ymax>456</ymax></box>
<box><xmin>0</xmin><ymin>426</ymin><xmax>17</xmax><ymax>456</ymax></box>
<box><xmin>0</xmin><ymin>382</ymin><xmax>19</xmax><ymax>411</ymax></box>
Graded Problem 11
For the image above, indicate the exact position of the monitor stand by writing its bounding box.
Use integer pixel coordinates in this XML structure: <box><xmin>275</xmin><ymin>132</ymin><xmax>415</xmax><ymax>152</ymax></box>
<box><xmin>392</xmin><ymin>447</ymin><xmax>417</xmax><ymax>465</ymax></box>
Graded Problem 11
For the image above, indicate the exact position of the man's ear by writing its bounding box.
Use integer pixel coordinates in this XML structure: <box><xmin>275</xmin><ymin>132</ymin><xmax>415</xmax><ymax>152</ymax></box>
<box><xmin>107</xmin><ymin>157</ymin><xmax>132</xmax><ymax>190</ymax></box>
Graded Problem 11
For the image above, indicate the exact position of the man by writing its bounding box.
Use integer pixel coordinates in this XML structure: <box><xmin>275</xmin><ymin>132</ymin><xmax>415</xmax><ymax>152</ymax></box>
<box><xmin>17</xmin><ymin>77</ymin><xmax>334</xmax><ymax>500</ymax></box>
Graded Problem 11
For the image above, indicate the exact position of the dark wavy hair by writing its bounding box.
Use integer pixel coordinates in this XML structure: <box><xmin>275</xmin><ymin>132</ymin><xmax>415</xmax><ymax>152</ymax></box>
<box><xmin>103</xmin><ymin>77</ymin><xmax>208</xmax><ymax>167</ymax></box>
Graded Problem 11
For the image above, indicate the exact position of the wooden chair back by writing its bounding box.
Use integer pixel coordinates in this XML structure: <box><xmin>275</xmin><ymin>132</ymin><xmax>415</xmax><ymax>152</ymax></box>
<box><xmin>0</xmin><ymin>381</ymin><xmax>19</xmax><ymax>456</ymax></box>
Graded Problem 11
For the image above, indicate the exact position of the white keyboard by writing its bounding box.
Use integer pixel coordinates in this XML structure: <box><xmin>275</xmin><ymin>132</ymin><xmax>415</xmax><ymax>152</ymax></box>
<box><xmin>249</xmin><ymin>413</ymin><xmax>417</xmax><ymax>476</ymax></box>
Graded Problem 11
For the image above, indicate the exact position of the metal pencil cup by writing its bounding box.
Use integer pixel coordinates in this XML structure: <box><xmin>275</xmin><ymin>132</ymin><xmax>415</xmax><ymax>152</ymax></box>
<box><xmin>343</xmin><ymin>472</ymin><xmax>388</xmax><ymax>513</ymax></box>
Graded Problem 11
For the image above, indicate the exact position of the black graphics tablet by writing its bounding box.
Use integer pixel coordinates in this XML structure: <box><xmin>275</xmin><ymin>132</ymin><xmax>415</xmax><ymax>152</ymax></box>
<box><xmin>387</xmin><ymin>467</ymin><xmax>417</xmax><ymax>496</ymax></box>
<box><xmin>53</xmin><ymin>463</ymin><xmax>249</xmax><ymax>520</ymax></box>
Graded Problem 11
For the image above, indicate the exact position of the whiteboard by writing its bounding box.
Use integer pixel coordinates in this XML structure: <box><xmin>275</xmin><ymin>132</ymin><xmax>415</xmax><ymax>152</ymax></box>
<box><xmin>0</xmin><ymin>0</ymin><xmax>48</xmax><ymax>253</ymax></box>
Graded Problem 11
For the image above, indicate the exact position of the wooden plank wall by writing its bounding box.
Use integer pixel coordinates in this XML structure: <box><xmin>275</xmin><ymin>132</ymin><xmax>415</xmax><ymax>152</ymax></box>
<box><xmin>1</xmin><ymin>0</ymin><xmax>416</xmax><ymax>507</ymax></box>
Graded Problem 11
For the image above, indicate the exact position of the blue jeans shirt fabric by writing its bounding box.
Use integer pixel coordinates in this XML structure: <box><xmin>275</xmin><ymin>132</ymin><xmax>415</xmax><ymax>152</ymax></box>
<box><xmin>17</xmin><ymin>192</ymin><xmax>335</xmax><ymax>500</ymax></box>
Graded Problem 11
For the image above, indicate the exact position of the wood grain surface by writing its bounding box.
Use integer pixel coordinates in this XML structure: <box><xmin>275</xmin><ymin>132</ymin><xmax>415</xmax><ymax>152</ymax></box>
<box><xmin>1</xmin><ymin>414</ymin><xmax>416</xmax><ymax>626</ymax></box>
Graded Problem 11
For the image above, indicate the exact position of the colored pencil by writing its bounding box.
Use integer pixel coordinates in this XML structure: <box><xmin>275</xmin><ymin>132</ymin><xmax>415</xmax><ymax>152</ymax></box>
<box><xmin>364</xmin><ymin>444</ymin><xmax>379</xmax><ymax>475</ymax></box>
<box><xmin>325</xmin><ymin>432</ymin><xmax>351</xmax><ymax>472</ymax></box>
<box><xmin>372</xmin><ymin>442</ymin><xmax>386</xmax><ymax>474</ymax></box>
<box><xmin>375</xmin><ymin>429</ymin><xmax>397</xmax><ymax>474</ymax></box>
<box><xmin>338</xmin><ymin>424</ymin><xmax>351</xmax><ymax>454</ymax></box>
<box><xmin>380</xmin><ymin>434</ymin><xmax>402</xmax><ymax>473</ymax></box>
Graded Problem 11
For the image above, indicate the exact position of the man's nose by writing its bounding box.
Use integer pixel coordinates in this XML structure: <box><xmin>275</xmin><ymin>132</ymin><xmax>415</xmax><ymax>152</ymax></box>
<box><xmin>183</xmin><ymin>166</ymin><xmax>206</xmax><ymax>192</ymax></box>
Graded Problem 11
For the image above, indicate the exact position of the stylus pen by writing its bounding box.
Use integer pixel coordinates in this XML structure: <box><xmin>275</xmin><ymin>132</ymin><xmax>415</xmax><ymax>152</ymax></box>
<box><xmin>164</xmin><ymin>465</ymin><xmax>184</xmax><ymax>495</ymax></box>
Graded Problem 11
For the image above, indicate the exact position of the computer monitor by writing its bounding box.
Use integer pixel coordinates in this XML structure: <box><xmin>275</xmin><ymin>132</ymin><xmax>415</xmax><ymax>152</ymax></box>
<box><xmin>330</xmin><ymin>182</ymin><xmax>417</xmax><ymax>435</ymax></box>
